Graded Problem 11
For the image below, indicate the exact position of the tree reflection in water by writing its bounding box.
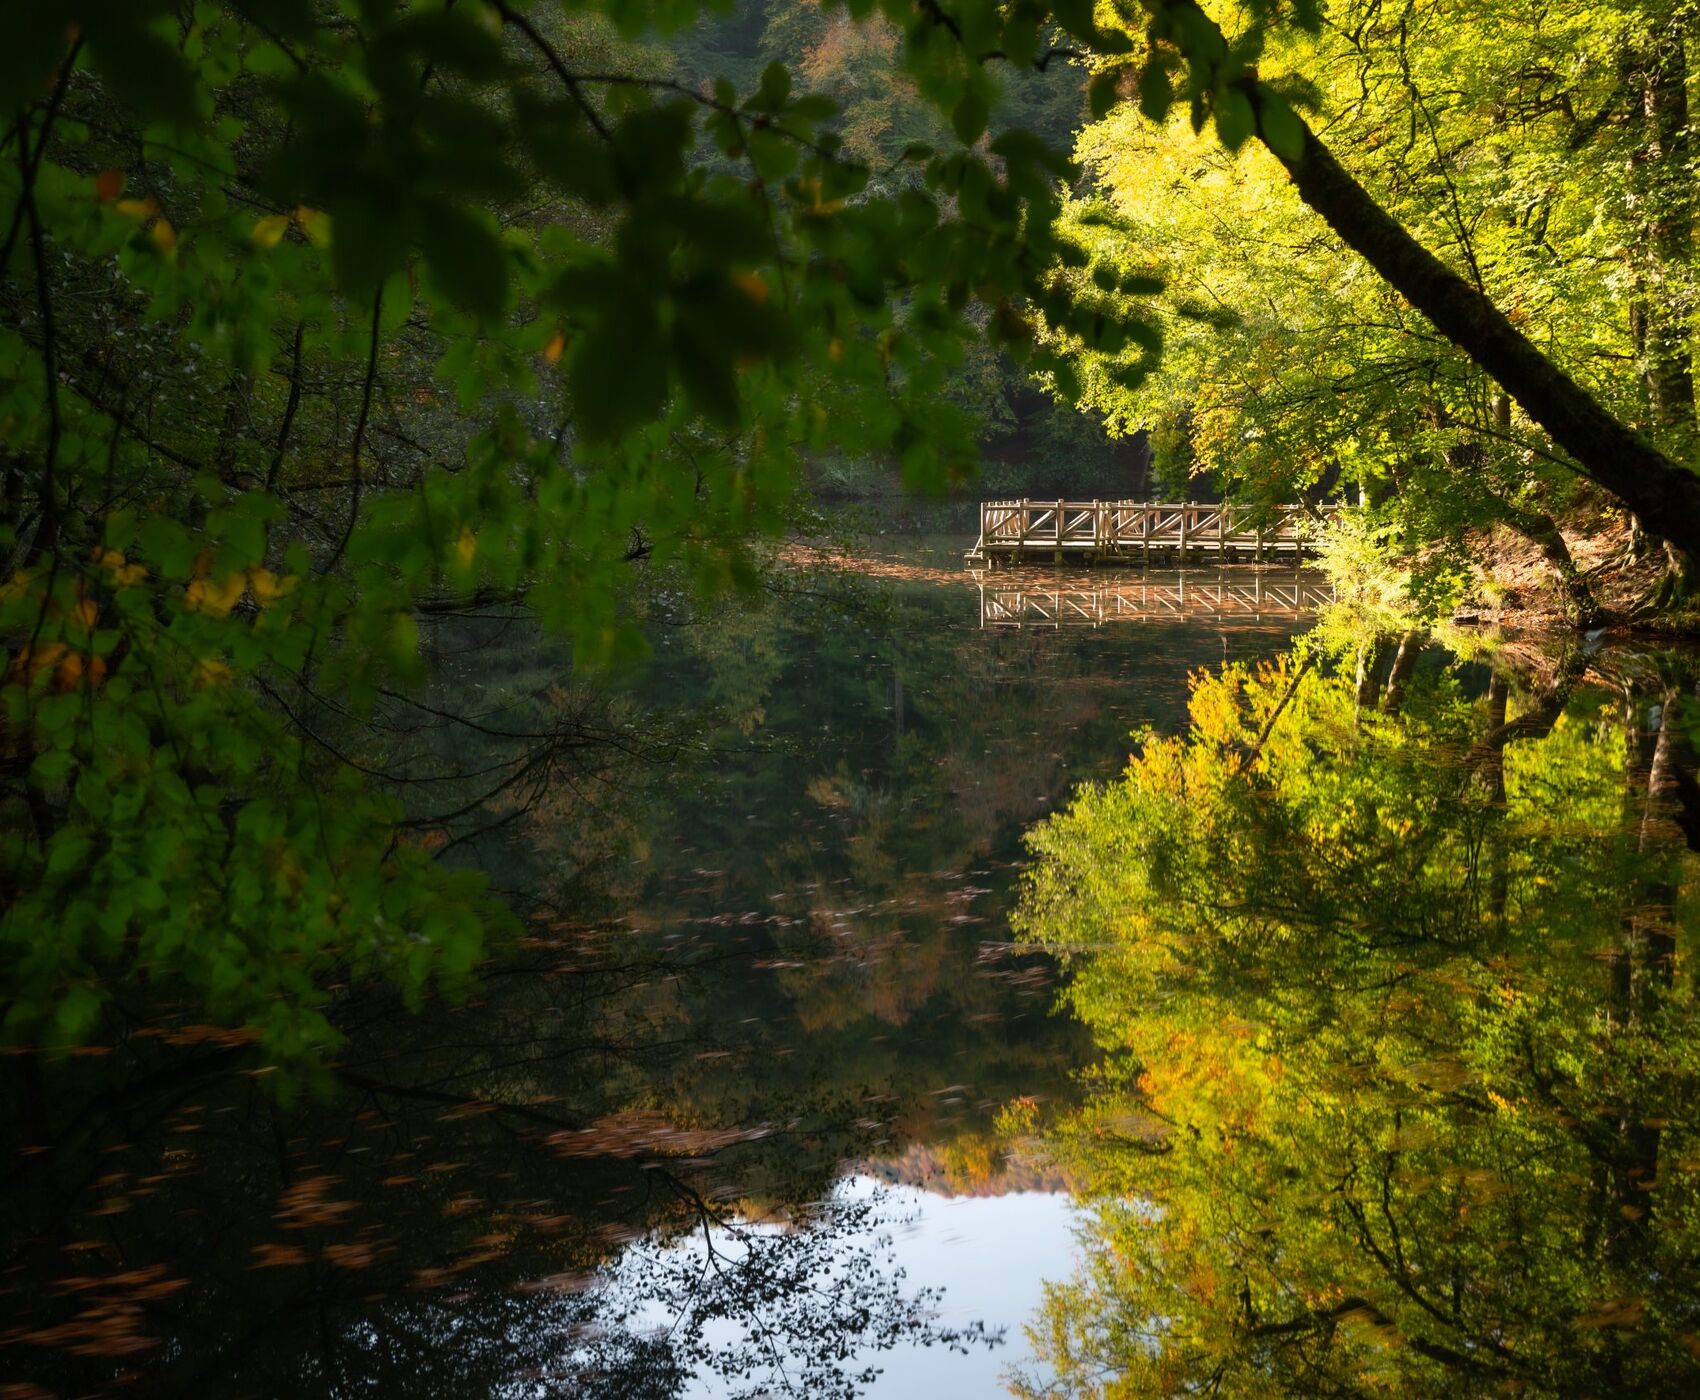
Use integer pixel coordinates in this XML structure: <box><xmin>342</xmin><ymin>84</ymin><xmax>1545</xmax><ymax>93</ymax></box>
<box><xmin>0</xmin><ymin>935</ymin><xmax>996</xmax><ymax>1399</ymax></box>
<box><xmin>1012</xmin><ymin>641</ymin><xmax>1700</xmax><ymax>1398</ymax></box>
<box><xmin>9</xmin><ymin>551</ymin><xmax>1250</xmax><ymax>1398</ymax></box>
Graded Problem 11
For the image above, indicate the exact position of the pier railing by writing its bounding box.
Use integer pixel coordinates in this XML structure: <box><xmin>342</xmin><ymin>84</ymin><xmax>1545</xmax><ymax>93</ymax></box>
<box><xmin>967</xmin><ymin>500</ymin><xmax>1338</xmax><ymax>563</ymax></box>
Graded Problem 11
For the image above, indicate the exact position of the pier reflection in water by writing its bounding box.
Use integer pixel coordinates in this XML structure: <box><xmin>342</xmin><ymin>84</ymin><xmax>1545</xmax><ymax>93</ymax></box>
<box><xmin>974</xmin><ymin>569</ymin><xmax>1334</xmax><ymax>629</ymax></box>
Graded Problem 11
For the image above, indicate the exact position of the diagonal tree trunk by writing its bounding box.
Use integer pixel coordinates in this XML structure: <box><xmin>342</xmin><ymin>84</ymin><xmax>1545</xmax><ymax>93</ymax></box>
<box><xmin>1500</xmin><ymin>505</ymin><xmax>1602</xmax><ymax>628</ymax></box>
<box><xmin>1240</xmin><ymin>88</ymin><xmax>1700</xmax><ymax>561</ymax></box>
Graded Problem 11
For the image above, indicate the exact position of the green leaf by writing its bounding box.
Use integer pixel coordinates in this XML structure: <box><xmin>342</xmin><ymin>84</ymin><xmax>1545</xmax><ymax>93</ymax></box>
<box><xmin>1138</xmin><ymin>59</ymin><xmax>1174</xmax><ymax>123</ymax></box>
<box><xmin>1120</xmin><ymin>272</ymin><xmax>1165</xmax><ymax>296</ymax></box>
<box><xmin>567</xmin><ymin>286</ymin><xmax>667</xmax><ymax>441</ymax></box>
<box><xmin>1003</xmin><ymin>14</ymin><xmax>1040</xmax><ymax>67</ymax></box>
<box><xmin>138</xmin><ymin>515</ymin><xmax>195</xmax><ymax>577</ymax></box>
<box><xmin>1050</xmin><ymin>0</ymin><xmax>1096</xmax><ymax>41</ymax></box>
<box><xmin>86</xmin><ymin>27</ymin><xmax>199</xmax><ymax>123</ymax></box>
<box><xmin>53</xmin><ymin>985</ymin><xmax>103</xmax><ymax>1041</ymax></box>
<box><xmin>952</xmin><ymin>92</ymin><xmax>989</xmax><ymax>147</ymax></box>
<box><xmin>0</xmin><ymin>5</ymin><xmax>72</xmax><ymax>112</ymax></box>
<box><xmin>757</xmin><ymin>61</ymin><xmax>791</xmax><ymax>110</ymax></box>
<box><xmin>419</xmin><ymin>199</ymin><xmax>508</xmax><ymax>322</ymax></box>
<box><xmin>786</xmin><ymin>93</ymin><xmax>837</xmax><ymax>124</ymax></box>
<box><xmin>330</xmin><ymin>188</ymin><xmax>409</xmax><ymax>303</ymax></box>
<box><xmin>46</xmin><ymin>830</ymin><xmax>92</xmax><ymax>877</ymax></box>
<box><xmin>244</xmin><ymin>41</ymin><xmax>297</xmax><ymax>79</ymax></box>
<box><xmin>1258</xmin><ymin>89</ymin><xmax>1307</xmax><ymax>162</ymax></box>
<box><xmin>671</xmin><ymin>312</ymin><xmax>740</xmax><ymax>427</ymax></box>
<box><xmin>30</xmin><ymin>748</ymin><xmax>74</xmax><ymax>785</ymax></box>
<box><xmin>1215</xmin><ymin>86</ymin><xmax>1255</xmax><ymax>150</ymax></box>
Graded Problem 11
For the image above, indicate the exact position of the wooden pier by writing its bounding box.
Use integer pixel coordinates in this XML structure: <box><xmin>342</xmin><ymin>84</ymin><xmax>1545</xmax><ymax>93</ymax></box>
<box><xmin>976</xmin><ymin>572</ymin><xmax>1335</xmax><ymax>629</ymax></box>
<box><xmin>967</xmin><ymin>501</ymin><xmax>1337</xmax><ymax>564</ymax></box>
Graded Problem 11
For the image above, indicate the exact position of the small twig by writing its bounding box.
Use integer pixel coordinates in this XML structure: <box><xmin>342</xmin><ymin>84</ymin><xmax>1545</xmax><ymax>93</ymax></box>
<box><xmin>0</xmin><ymin>35</ymin><xmax>85</xmax><ymax>286</ymax></box>
<box><xmin>489</xmin><ymin>0</ymin><xmax>611</xmax><ymax>140</ymax></box>
<box><xmin>1236</xmin><ymin>652</ymin><xmax>1316</xmax><ymax>775</ymax></box>
<box><xmin>322</xmin><ymin>287</ymin><xmax>382</xmax><ymax>572</ymax></box>
<box><xmin>267</xmin><ymin>322</ymin><xmax>305</xmax><ymax>490</ymax></box>
<box><xmin>21</xmin><ymin>132</ymin><xmax>61</xmax><ymax>564</ymax></box>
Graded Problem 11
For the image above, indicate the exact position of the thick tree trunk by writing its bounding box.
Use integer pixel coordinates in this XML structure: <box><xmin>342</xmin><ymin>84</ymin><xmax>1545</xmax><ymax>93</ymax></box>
<box><xmin>1604</xmin><ymin>689</ymin><xmax>1683</xmax><ymax>1259</ymax></box>
<box><xmin>1354</xmin><ymin>635</ymin><xmax>1391</xmax><ymax>710</ymax></box>
<box><xmin>1505</xmin><ymin>506</ymin><xmax>1602</xmax><ymax>627</ymax></box>
<box><xmin>1624</xmin><ymin>19</ymin><xmax>1698</xmax><ymax>600</ymax></box>
<box><xmin>1470</xmin><ymin>647</ymin><xmax>1585</xmax><ymax>758</ymax></box>
<box><xmin>1626</xmin><ymin>688</ymin><xmax>1682</xmax><ymax>1007</ymax></box>
<box><xmin>1248</xmin><ymin>92</ymin><xmax>1700</xmax><ymax>560</ymax></box>
<box><xmin>1631</xmin><ymin>26</ymin><xmax>1696</xmax><ymax>438</ymax></box>
<box><xmin>1483</xmin><ymin>673</ymin><xmax>1509</xmax><ymax>926</ymax></box>
<box><xmin>1379</xmin><ymin>629</ymin><xmax>1424</xmax><ymax>715</ymax></box>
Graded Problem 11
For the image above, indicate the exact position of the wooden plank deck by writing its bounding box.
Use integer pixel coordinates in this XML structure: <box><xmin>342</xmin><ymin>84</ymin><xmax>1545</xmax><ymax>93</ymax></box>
<box><xmin>975</xmin><ymin>573</ymin><xmax>1336</xmax><ymax>629</ymax></box>
<box><xmin>967</xmin><ymin>500</ymin><xmax>1337</xmax><ymax>564</ymax></box>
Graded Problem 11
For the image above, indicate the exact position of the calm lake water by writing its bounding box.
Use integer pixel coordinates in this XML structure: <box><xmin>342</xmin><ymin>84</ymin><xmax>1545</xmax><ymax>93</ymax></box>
<box><xmin>2</xmin><ymin>540</ymin><xmax>1316</xmax><ymax>1397</ymax></box>
<box><xmin>15</xmin><ymin>540</ymin><xmax>1694</xmax><ymax>1399</ymax></box>
<box><xmin>589</xmin><ymin>542</ymin><xmax>1317</xmax><ymax>1395</ymax></box>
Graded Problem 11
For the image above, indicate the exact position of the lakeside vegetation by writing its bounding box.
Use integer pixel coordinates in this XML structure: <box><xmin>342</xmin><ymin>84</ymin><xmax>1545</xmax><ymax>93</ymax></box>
<box><xmin>1014</xmin><ymin>642</ymin><xmax>1700</xmax><ymax>1396</ymax></box>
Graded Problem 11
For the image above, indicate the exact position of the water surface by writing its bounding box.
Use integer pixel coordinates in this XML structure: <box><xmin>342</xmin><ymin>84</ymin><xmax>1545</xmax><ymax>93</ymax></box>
<box><xmin>0</xmin><ymin>543</ymin><xmax>1322</xmax><ymax>1397</ymax></box>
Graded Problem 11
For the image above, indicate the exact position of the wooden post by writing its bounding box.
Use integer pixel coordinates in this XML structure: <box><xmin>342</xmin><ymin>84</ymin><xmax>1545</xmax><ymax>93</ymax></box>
<box><xmin>1177</xmin><ymin>506</ymin><xmax>1189</xmax><ymax>565</ymax></box>
<box><xmin>1217</xmin><ymin>507</ymin><xmax>1227</xmax><ymax>558</ymax></box>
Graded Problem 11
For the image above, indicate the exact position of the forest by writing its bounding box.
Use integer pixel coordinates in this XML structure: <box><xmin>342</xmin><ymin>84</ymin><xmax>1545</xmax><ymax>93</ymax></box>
<box><xmin>2</xmin><ymin>1</ymin><xmax>1699</xmax><ymax>1397</ymax></box>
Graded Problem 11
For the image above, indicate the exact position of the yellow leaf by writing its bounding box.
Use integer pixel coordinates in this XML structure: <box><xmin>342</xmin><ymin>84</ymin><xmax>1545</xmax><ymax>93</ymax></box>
<box><xmin>542</xmin><ymin>332</ymin><xmax>565</xmax><ymax>365</ymax></box>
<box><xmin>0</xmin><ymin>568</ymin><xmax>35</xmax><ymax>605</ymax></box>
<box><xmin>151</xmin><ymin>218</ymin><xmax>178</xmax><ymax>254</ymax></box>
<box><xmin>115</xmin><ymin>196</ymin><xmax>160</xmax><ymax>222</ymax></box>
<box><xmin>295</xmin><ymin>206</ymin><xmax>332</xmax><ymax>248</ymax></box>
<box><xmin>94</xmin><ymin>548</ymin><xmax>149</xmax><ymax>586</ymax></box>
<box><xmin>454</xmin><ymin>527</ymin><xmax>477</xmax><ymax>569</ymax></box>
<box><xmin>247</xmin><ymin>568</ymin><xmax>296</xmax><ymax>606</ymax></box>
<box><xmin>185</xmin><ymin>572</ymin><xmax>247</xmax><ymax>618</ymax></box>
<box><xmin>252</xmin><ymin>213</ymin><xmax>290</xmax><ymax>249</ymax></box>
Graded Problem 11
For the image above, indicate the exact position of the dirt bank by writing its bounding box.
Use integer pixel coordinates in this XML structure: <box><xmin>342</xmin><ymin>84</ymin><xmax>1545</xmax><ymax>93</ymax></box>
<box><xmin>1460</xmin><ymin>515</ymin><xmax>1699</xmax><ymax>635</ymax></box>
